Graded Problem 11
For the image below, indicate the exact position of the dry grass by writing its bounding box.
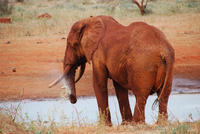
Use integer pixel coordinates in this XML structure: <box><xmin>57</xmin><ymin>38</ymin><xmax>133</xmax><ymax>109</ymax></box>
<box><xmin>0</xmin><ymin>111</ymin><xmax>200</xmax><ymax>134</ymax></box>
<box><xmin>0</xmin><ymin>0</ymin><xmax>200</xmax><ymax>38</ymax></box>
<box><xmin>0</xmin><ymin>104</ymin><xmax>200</xmax><ymax>134</ymax></box>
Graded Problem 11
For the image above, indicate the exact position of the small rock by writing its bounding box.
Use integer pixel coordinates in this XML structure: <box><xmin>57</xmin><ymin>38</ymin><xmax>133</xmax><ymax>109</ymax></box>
<box><xmin>61</xmin><ymin>37</ymin><xmax>66</xmax><ymax>40</ymax></box>
<box><xmin>17</xmin><ymin>0</ymin><xmax>24</xmax><ymax>2</ymax></box>
<box><xmin>0</xmin><ymin>18</ymin><xmax>11</xmax><ymax>24</ymax></box>
<box><xmin>183</xmin><ymin>31</ymin><xmax>194</xmax><ymax>34</ymax></box>
<box><xmin>36</xmin><ymin>41</ymin><xmax>42</xmax><ymax>44</ymax></box>
<box><xmin>12</xmin><ymin>68</ymin><xmax>16</xmax><ymax>72</ymax></box>
<box><xmin>1</xmin><ymin>72</ymin><xmax>4</xmax><ymax>74</ymax></box>
<box><xmin>43</xmin><ymin>121</ymin><xmax>49</xmax><ymax>124</ymax></box>
<box><xmin>6</xmin><ymin>41</ymin><xmax>10</xmax><ymax>44</ymax></box>
<box><xmin>37</xmin><ymin>13</ymin><xmax>51</xmax><ymax>19</ymax></box>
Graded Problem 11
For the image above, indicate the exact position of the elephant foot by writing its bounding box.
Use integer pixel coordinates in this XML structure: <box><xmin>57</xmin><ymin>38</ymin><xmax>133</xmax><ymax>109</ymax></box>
<box><xmin>132</xmin><ymin>115</ymin><xmax>145</xmax><ymax>123</ymax></box>
<box><xmin>106</xmin><ymin>121</ymin><xmax>112</xmax><ymax>127</ymax></box>
<box><xmin>131</xmin><ymin>116</ymin><xmax>146</xmax><ymax>125</ymax></box>
<box><xmin>156</xmin><ymin>113</ymin><xmax>168</xmax><ymax>125</ymax></box>
<box><xmin>131</xmin><ymin>120</ymin><xmax>145</xmax><ymax>125</ymax></box>
<box><xmin>121</xmin><ymin>121</ymin><xmax>132</xmax><ymax>126</ymax></box>
<box><xmin>98</xmin><ymin>119</ymin><xmax>112</xmax><ymax>127</ymax></box>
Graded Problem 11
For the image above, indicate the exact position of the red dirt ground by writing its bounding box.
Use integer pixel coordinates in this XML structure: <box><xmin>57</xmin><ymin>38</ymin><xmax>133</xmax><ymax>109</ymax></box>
<box><xmin>0</xmin><ymin>14</ymin><xmax>200</xmax><ymax>101</ymax></box>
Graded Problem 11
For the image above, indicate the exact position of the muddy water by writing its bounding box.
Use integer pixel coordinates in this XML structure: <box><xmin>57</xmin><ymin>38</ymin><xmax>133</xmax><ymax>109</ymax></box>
<box><xmin>0</xmin><ymin>77</ymin><xmax>200</xmax><ymax>125</ymax></box>
<box><xmin>172</xmin><ymin>77</ymin><xmax>200</xmax><ymax>93</ymax></box>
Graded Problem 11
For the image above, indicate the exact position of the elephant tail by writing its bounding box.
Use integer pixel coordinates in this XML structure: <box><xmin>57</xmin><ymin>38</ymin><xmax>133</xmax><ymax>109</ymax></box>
<box><xmin>152</xmin><ymin>52</ymin><xmax>174</xmax><ymax>110</ymax></box>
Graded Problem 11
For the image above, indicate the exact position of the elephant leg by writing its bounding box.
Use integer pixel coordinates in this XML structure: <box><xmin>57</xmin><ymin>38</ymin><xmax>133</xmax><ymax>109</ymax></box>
<box><xmin>157</xmin><ymin>80</ymin><xmax>172</xmax><ymax>123</ymax></box>
<box><xmin>132</xmin><ymin>95</ymin><xmax>148</xmax><ymax>123</ymax></box>
<box><xmin>92</xmin><ymin>64</ymin><xmax>111</xmax><ymax>126</ymax></box>
<box><xmin>113</xmin><ymin>81</ymin><xmax>132</xmax><ymax>124</ymax></box>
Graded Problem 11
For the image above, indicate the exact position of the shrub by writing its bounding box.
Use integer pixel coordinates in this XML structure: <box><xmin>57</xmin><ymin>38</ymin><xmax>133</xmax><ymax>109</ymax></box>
<box><xmin>0</xmin><ymin>0</ymin><xmax>12</xmax><ymax>16</ymax></box>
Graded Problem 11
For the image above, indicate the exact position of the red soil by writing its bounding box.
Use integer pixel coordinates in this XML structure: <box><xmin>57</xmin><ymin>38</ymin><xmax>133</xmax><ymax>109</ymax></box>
<box><xmin>0</xmin><ymin>14</ymin><xmax>200</xmax><ymax>100</ymax></box>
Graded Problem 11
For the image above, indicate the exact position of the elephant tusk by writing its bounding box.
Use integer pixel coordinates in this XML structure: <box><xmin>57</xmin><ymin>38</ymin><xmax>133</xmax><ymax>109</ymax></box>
<box><xmin>61</xmin><ymin>85</ymin><xmax>65</xmax><ymax>89</ymax></box>
<box><xmin>48</xmin><ymin>65</ymin><xmax>71</xmax><ymax>88</ymax></box>
<box><xmin>48</xmin><ymin>75</ymin><xmax>65</xmax><ymax>88</ymax></box>
<box><xmin>75</xmin><ymin>63</ymin><xmax>86</xmax><ymax>83</ymax></box>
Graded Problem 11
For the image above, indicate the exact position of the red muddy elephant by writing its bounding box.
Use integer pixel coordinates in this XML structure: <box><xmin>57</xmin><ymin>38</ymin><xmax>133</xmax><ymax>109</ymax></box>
<box><xmin>49</xmin><ymin>15</ymin><xmax>175</xmax><ymax>125</ymax></box>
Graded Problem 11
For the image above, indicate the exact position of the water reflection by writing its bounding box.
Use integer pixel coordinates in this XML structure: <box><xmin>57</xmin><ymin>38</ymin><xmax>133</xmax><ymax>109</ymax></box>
<box><xmin>172</xmin><ymin>77</ymin><xmax>200</xmax><ymax>93</ymax></box>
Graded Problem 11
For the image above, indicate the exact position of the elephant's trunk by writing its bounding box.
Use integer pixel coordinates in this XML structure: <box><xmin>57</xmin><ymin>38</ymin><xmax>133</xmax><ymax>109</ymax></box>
<box><xmin>49</xmin><ymin>63</ymin><xmax>85</xmax><ymax>104</ymax></box>
<box><xmin>65</xmin><ymin>62</ymin><xmax>86</xmax><ymax>103</ymax></box>
<box><xmin>64</xmin><ymin>65</ymin><xmax>77</xmax><ymax>104</ymax></box>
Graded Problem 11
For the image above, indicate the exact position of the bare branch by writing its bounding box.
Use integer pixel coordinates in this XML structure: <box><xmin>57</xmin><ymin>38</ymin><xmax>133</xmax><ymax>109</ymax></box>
<box><xmin>132</xmin><ymin>0</ymin><xmax>141</xmax><ymax>9</ymax></box>
<box><xmin>132</xmin><ymin>0</ymin><xmax>148</xmax><ymax>15</ymax></box>
<box><xmin>141</xmin><ymin>0</ymin><xmax>144</xmax><ymax>7</ymax></box>
<box><xmin>144</xmin><ymin>0</ymin><xmax>148</xmax><ymax>9</ymax></box>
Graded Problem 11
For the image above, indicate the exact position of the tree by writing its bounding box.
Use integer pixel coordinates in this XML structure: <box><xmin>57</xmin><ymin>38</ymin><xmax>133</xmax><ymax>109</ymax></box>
<box><xmin>17</xmin><ymin>0</ymin><xmax>24</xmax><ymax>2</ymax></box>
<box><xmin>0</xmin><ymin>0</ymin><xmax>12</xmax><ymax>16</ymax></box>
<box><xmin>132</xmin><ymin>0</ymin><xmax>148</xmax><ymax>15</ymax></box>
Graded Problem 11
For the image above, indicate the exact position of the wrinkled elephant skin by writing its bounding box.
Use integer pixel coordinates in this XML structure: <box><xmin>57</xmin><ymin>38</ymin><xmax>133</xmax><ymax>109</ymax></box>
<box><xmin>49</xmin><ymin>16</ymin><xmax>175</xmax><ymax>125</ymax></box>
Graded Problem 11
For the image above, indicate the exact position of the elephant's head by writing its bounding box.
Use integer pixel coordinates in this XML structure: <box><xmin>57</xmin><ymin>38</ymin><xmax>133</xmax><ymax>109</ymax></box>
<box><xmin>49</xmin><ymin>16</ymin><xmax>105</xmax><ymax>104</ymax></box>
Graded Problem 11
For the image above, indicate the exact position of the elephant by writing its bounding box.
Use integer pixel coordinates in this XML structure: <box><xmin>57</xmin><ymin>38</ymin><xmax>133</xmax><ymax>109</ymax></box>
<box><xmin>49</xmin><ymin>15</ymin><xmax>175</xmax><ymax>125</ymax></box>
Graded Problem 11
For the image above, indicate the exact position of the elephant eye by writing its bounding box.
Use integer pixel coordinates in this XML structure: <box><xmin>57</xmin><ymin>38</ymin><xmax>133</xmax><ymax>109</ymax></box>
<box><xmin>72</xmin><ymin>28</ymin><xmax>78</xmax><ymax>33</ymax></box>
<box><xmin>70</xmin><ymin>43</ymin><xmax>77</xmax><ymax>51</ymax></box>
<box><xmin>74</xmin><ymin>43</ymin><xmax>78</xmax><ymax>47</ymax></box>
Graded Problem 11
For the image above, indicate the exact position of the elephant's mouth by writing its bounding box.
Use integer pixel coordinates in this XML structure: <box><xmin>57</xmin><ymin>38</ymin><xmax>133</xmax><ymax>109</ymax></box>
<box><xmin>49</xmin><ymin>59</ymin><xmax>86</xmax><ymax>104</ymax></box>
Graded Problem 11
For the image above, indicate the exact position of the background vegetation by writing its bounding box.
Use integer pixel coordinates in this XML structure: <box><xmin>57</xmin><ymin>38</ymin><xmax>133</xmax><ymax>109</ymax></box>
<box><xmin>0</xmin><ymin>0</ymin><xmax>200</xmax><ymax>38</ymax></box>
<box><xmin>0</xmin><ymin>104</ymin><xmax>200</xmax><ymax>134</ymax></box>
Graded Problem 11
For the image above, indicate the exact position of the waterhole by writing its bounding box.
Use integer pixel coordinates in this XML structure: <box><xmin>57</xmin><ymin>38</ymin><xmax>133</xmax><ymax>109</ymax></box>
<box><xmin>0</xmin><ymin>77</ymin><xmax>200</xmax><ymax>125</ymax></box>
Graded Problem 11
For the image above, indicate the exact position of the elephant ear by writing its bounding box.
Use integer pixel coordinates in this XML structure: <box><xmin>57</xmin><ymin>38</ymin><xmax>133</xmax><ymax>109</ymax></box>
<box><xmin>81</xmin><ymin>17</ymin><xmax>105</xmax><ymax>62</ymax></box>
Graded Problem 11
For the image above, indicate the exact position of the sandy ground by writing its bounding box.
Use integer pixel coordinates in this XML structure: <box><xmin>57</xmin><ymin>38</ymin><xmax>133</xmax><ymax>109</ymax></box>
<box><xmin>0</xmin><ymin>13</ymin><xmax>200</xmax><ymax>101</ymax></box>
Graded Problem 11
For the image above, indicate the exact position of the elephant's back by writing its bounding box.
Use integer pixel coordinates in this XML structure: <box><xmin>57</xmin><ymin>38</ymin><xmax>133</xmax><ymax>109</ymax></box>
<box><xmin>128</xmin><ymin>21</ymin><xmax>174</xmax><ymax>59</ymax></box>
